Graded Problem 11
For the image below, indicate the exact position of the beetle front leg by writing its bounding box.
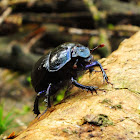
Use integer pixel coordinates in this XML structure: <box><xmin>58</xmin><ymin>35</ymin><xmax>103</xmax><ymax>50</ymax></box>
<box><xmin>85</xmin><ymin>61</ymin><xmax>109</xmax><ymax>83</ymax></box>
<box><xmin>71</xmin><ymin>77</ymin><xmax>97</xmax><ymax>93</ymax></box>
<box><xmin>95</xmin><ymin>61</ymin><xmax>109</xmax><ymax>83</ymax></box>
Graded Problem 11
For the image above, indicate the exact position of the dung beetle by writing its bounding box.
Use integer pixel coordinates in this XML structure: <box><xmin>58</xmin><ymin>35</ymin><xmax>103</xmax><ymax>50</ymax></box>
<box><xmin>31</xmin><ymin>42</ymin><xmax>110</xmax><ymax>116</ymax></box>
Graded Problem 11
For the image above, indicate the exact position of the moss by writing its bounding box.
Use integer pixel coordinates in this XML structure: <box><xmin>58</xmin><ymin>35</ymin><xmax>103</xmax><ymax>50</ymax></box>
<box><xmin>62</xmin><ymin>128</ymin><xmax>69</xmax><ymax>133</ymax></box>
<box><xmin>101</xmin><ymin>98</ymin><xmax>112</xmax><ymax>104</ymax></box>
<box><xmin>108</xmin><ymin>24</ymin><xmax>115</xmax><ymax>30</ymax></box>
<box><xmin>101</xmin><ymin>98</ymin><xmax>123</xmax><ymax>110</ymax></box>
<box><xmin>112</xmin><ymin>104</ymin><xmax>122</xmax><ymax>109</ymax></box>
<box><xmin>62</xmin><ymin>128</ymin><xmax>77</xmax><ymax>135</ymax></box>
<box><xmin>72</xmin><ymin>130</ymin><xmax>78</xmax><ymax>134</ymax></box>
<box><xmin>84</xmin><ymin>114</ymin><xmax>113</xmax><ymax>127</ymax></box>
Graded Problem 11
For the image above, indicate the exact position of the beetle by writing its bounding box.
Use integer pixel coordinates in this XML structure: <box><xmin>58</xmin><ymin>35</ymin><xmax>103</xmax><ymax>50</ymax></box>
<box><xmin>31</xmin><ymin>42</ymin><xmax>110</xmax><ymax>116</ymax></box>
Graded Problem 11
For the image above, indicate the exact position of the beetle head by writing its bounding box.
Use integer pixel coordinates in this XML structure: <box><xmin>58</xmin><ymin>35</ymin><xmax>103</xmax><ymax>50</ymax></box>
<box><xmin>72</xmin><ymin>54</ymin><xmax>94</xmax><ymax>71</ymax></box>
<box><xmin>71</xmin><ymin>43</ymin><xmax>105</xmax><ymax>72</ymax></box>
<box><xmin>71</xmin><ymin>44</ymin><xmax>92</xmax><ymax>70</ymax></box>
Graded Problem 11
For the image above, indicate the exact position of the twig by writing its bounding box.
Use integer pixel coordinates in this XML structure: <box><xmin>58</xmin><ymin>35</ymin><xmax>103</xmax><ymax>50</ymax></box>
<box><xmin>0</xmin><ymin>7</ymin><xmax>12</xmax><ymax>25</ymax></box>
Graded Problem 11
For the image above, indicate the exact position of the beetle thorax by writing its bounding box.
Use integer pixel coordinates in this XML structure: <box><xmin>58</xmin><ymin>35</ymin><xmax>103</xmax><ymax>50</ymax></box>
<box><xmin>71</xmin><ymin>45</ymin><xmax>90</xmax><ymax>58</ymax></box>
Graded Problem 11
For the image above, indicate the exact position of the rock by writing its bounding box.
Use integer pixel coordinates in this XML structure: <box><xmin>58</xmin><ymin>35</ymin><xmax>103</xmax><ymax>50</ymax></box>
<box><xmin>13</xmin><ymin>31</ymin><xmax>140</xmax><ymax>140</ymax></box>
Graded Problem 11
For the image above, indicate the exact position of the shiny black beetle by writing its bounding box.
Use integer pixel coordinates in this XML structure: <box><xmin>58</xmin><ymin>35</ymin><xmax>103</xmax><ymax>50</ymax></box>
<box><xmin>31</xmin><ymin>42</ymin><xmax>109</xmax><ymax>116</ymax></box>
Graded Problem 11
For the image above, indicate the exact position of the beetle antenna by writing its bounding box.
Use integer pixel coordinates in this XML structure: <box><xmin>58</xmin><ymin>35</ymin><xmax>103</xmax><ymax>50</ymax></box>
<box><xmin>90</xmin><ymin>44</ymin><xmax>105</xmax><ymax>53</ymax></box>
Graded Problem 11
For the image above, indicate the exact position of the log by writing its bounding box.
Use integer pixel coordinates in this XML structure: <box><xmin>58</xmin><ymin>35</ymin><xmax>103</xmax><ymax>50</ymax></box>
<box><xmin>2</xmin><ymin>0</ymin><xmax>87</xmax><ymax>13</ymax></box>
<box><xmin>1</xmin><ymin>0</ymin><xmax>140</xmax><ymax>30</ymax></box>
<box><xmin>95</xmin><ymin>0</ymin><xmax>140</xmax><ymax>15</ymax></box>
<box><xmin>0</xmin><ymin>44</ymin><xmax>40</xmax><ymax>72</ymax></box>
<box><xmin>12</xmin><ymin>31</ymin><xmax>140</xmax><ymax>140</ymax></box>
<box><xmin>21</xmin><ymin>12</ymin><xmax>94</xmax><ymax>29</ymax></box>
<box><xmin>95</xmin><ymin>0</ymin><xmax>140</xmax><ymax>25</ymax></box>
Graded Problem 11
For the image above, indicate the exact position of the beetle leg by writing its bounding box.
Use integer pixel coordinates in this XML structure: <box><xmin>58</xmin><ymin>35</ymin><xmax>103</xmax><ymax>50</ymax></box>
<box><xmin>89</xmin><ymin>67</ymin><xmax>94</xmax><ymax>73</ymax></box>
<box><xmin>44</xmin><ymin>83</ymin><xmax>52</xmax><ymax>108</ymax></box>
<box><xmin>33</xmin><ymin>96</ymin><xmax>40</xmax><ymax>116</ymax></box>
<box><xmin>85</xmin><ymin>61</ymin><xmax>109</xmax><ymax>83</ymax></box>
<box><xmin>36</xmin><ymin>84</ymin><xmax>52</xmax><ymax>118</ymax></box>
<box><xmin>71</xmin><ymin>77</ymin><xmax>97</xmax><ymax>93</ymax></box>
<box><xmin>33</xmin><ymin>90</ymin><xmax>46</xmax><ymax>116</ymax></box>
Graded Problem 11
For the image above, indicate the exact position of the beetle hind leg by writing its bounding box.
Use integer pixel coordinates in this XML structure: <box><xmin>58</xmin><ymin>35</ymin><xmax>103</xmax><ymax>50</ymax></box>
<box><xmin>33</xmin><ymin>96</ymin><xmax>40</xmax><ymax>116</ymax></box>
<box><xmin>33</xmin><ymin>90</ymin><xmax>46</xmax><ymax>116</ymax></box>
